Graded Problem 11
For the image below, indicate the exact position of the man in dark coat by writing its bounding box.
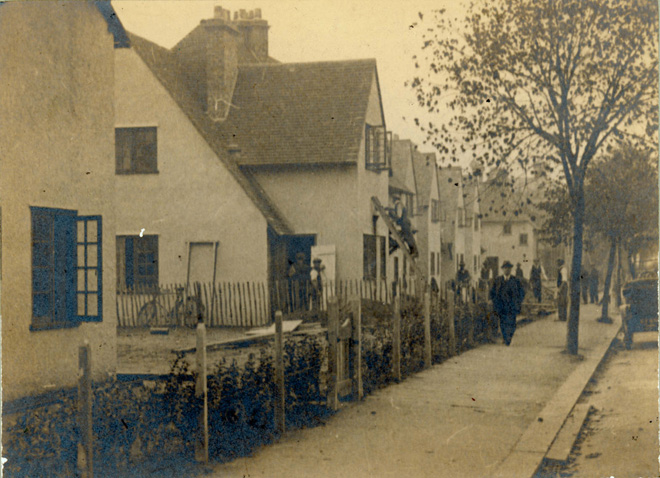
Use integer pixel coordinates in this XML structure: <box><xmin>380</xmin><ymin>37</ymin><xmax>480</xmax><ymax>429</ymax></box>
<box><xmin>490</xmin><ymin>261</ymin><xmax>526</xmax><ymax>346</ymax></box>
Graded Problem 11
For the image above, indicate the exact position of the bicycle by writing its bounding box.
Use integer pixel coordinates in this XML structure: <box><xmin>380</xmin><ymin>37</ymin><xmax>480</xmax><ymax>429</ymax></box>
<box><xmin>136</xmin><ymin>286</ymin><xmax>205</xmax><ymax>328</ymax></box>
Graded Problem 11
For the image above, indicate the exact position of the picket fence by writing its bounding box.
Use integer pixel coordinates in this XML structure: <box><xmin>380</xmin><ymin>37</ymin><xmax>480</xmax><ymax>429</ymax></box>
<box><xmin>116</xmin><ymin>278</ymin><xmax>430</xmax><ymax>328</ymax></box>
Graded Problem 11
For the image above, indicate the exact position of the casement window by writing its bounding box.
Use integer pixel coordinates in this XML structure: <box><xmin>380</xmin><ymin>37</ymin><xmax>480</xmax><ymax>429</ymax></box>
<box><xmin>31</xmin><ymin>207</ymin><xmax>102</xmax><ymax>330</ymax></box>
<box><xmin>379</xmin><ymin>236</ymin><xmax>386</xmax><ymax>280</ymax></box>
<box><xmin>503</xmin><ymin>223</ymin><xmax>512</xmax><ymax>235</ymax></box>
<box><xmin>115</xmin><ymin>127</ymin><xmax>158</xmax><ymax>174</ymax></box>
<box><xmin>116</xmin><ymin>235</ymin><xmax>159</xmax><ymax>291</ymax></box>
<box><xmin>365</xmin><ymin>124</ymin><xmax>392</xmax><ymax>171</ymax></box>
<box><xmin>430</xmin><ymin>252</ymin><xmax>436</xmax><ymax>276</ymax></box>
<box><xmin>474</xmin><ymin>215</ymin><xmax>479</xmax><ymax>231</ymax></box>
<box><xmin>437</xmin><ymin>252</ymin><xmax>440</xmax><ymax>275</ymax></box>
<box><xmin>431</xmin><ymin>199</ymin><xmax>441</xmax><ymax>222</ymax></box>
<box><xmin>519</xmin><ymin>233</ymin><xmax>528</xmax><ymax>246</ymax></box>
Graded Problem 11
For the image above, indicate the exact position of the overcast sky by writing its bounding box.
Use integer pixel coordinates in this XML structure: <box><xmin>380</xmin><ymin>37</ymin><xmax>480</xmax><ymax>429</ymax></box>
<box><xmin>113</xmin><ymin>0</ymin><xmax>467</xmax><ymax>156</ymax></box>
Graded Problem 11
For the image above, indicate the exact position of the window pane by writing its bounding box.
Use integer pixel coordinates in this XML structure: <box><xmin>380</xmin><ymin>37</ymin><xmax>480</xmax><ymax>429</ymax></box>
<box><xmin>78</xmin><ymin>293</ymin><xmax>86</xmax><ymax>316</ymax></box>
<box><xmin>87</xmin><ymin>293</ymin><xmax>98</xmax><ymax>316</ymax></box>
<box><xmin>77</xmin><ymin>269</ymin><xmax>86</xmax><ymax>292</ymax></box>
<box><xmin>87</xmin><ymin>245</ymin><xmax>97</xmax><ymax>268</ymax></box>
<box><xmin>78</xmin><ymin>245</ymin><xmax>86</xmax><ymax>267</ymax></box>
<box><xmin>77</xmin><ymin>221</ymin><xmax>86</xmax><ymax>244</ymax></box>
<box><xmin>86</xmin><ymin>221</ymin><xmax>97</xmax><ymax>243</ymax></box>
<box><xmin>87</xmin><ymin>269</ymin><xmax>98</xmax><ymax>292</ymax></box>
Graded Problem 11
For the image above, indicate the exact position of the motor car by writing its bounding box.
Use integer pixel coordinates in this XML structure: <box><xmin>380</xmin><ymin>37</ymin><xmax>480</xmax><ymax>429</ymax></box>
<box><xmin>620</xmin><ymin>273</ymin><xmax>658</xmax><ymax>349</ymax></box>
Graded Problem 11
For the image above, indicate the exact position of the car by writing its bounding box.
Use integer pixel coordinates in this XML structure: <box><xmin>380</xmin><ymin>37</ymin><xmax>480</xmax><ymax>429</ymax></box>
<box><xmin>620</xmin><ymin>275</ymin><xmax>658</xmax><ymax>349</ymax></box>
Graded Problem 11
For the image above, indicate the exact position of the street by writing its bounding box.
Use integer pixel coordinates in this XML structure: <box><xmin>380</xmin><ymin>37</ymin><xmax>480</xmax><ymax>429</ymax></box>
<box><xmin>539</xmin><ymin>331</ymin><xmax>659</xmax><ymax>478</ymax></box>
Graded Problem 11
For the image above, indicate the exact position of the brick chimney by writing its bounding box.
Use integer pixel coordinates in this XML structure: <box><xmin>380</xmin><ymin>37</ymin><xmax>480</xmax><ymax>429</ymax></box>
<box><xmin>173</xmin><ymin>6</ymin><xmax>240</xmax><ymax>121</ymax></box>
<box><xmin>233</xmin><ymin>8</ymin><xmax>269</xmax><ymax>62</ymax></box>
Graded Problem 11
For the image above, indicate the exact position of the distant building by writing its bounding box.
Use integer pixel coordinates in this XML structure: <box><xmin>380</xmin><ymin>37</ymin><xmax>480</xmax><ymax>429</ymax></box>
<box><xmin>0</xmin><ymin>2</ymin><xmax>121</xmax><ymax>401</ymax></box>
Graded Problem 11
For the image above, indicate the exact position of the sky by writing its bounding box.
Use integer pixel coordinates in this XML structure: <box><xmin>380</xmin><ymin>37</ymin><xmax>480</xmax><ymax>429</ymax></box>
<box><xmin>113</xmin><ymin>0</ymin><xmax>468</xmax><ymax>155</ymax></box>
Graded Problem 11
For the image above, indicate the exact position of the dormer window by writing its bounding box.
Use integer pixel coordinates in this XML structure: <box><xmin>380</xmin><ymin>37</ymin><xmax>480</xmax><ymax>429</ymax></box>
<box><xmin>115</xmin><ymin>127</ymin><xmax>158</xmax><ymax>174</ymax></box>
<box><xmin>365</xmin><ymin>124</ymin><xmax>391</xmax><ymax>171</ymax></box>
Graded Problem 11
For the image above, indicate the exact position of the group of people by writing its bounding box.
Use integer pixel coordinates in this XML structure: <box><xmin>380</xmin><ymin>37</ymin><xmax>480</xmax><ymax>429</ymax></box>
<box><xmin>287</xmin><ymin>252</ymin><xmax>326</xmax><ymax>313</ymax></box>
<box><xmin>489</xmin><ymin>257</ymin><xmax>601</xmax><ymax>345</ymax></box>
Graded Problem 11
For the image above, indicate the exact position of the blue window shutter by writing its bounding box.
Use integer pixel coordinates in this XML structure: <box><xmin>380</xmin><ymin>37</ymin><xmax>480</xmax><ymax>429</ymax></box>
<box><xmin>54</xmin><ymin>213</ymin><xmax>77</xmax><ymax>322</ymax></box>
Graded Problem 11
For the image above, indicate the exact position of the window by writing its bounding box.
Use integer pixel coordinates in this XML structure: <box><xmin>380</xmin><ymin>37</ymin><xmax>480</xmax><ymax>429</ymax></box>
<box><xmin>431</xmin><ymin>199</ymin><xmax>440</xmax><ymax>222</ymax></box>
<box><xmin>430</xmin><ymin>252</ymin><xmax>435</xmax><ymax>276</ymax></box>
<box><xmin>363</xmin><ymin>234</ymin><xmax>377</xmax><ymax>280</ymax></box>
<box><xmin>457</xmin><ymin>208</ymin><xmax>465</xmax><ymax>227</ymax></box>
<box><xmin>503</xmin><ymin>223</ymin><xmax>512</xmax><ymax>235</ymax></box>
<box><xmin>31</xmin><ymin>207</ymin><xmax>102</xmax><ymax>330</ymax></box>
<box><xmin>437</xmin><ymin>252</ymin><xmax>441</xmax><ymax>275</ymax></box>
<box><xmin>519</xmin><ymin>233</ymin><xmax>528</xmax><ymax>246</ymax></box>
<box><xmin>473</xmin><ymin>255</ymin><xmax>478</xmax><ymax>274</ymax></box>
<box><xmin>474</xmin><ymin>215</ymin><xmax>479</xmax><ymax>231</ymax></box>
<box><xmin>115</xmin><ymin>127</ymin><xmax>158</xmax><ymax>174</ymax></box>
<box><xmin>365</xmin><ymin>124</ymin><xmax>391</xmax><ymax>171</ymax></box>
<box><xmin>117</xmin><ymin>235</ymin><xmax>159</xmax><ymax>290</ymax></box>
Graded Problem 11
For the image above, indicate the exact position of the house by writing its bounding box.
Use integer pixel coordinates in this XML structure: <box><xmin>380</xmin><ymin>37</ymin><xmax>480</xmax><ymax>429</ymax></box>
<box><xmin>479</xmin><ymin>174</ymin><xmax>540</xmax><ymax>279</ymax></box>
<box><xmin>438</xmin><ymin>166</ymin><xmax>467</xmax><ymax>288</ymax></box>
<box><xmin>0</xmin><ymin>2</ymin><xmax>120</xmax><ymax>401</ymax></box>
<box><xmin>114</xmin><ymin>8</ymin><xmax>293</xmax><ymax>299</ymax></box>
<box><xmin>411</xmin><ymin>151</ymin><xmax>442</xmax><ymax>286</ymax></box>
<box><xmin>115</xmin><ymin>7</ymin><xmax>392</xmax><ymax>296</ymax></box>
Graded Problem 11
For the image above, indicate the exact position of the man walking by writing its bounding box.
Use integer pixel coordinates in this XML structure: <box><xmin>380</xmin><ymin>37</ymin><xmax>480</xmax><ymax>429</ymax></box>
<box><xmin>556</xmin><ymin>259</ymin><xmax>569</xmax><ymax>322</ymax></box>
<box><xmin>580</xmin><ymin>267</ymin><xmax>589</xmax><ymax>305</ymax></box>
<box><xmin>490</xmin><ymin>261</ymin><xmax>526</xmax><ymax>346</ymax></box>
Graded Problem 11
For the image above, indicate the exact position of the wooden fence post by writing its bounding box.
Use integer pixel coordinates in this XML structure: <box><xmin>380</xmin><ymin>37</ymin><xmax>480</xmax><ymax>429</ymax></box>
<box><xmin>326</xmin><ymin>298</ymin><xmax>339</xmax><ymax>410</ymax></box>
<box><xmin>393</xmin><ymin>294</ymin><xmax>401</xmax><ymax>382</ymax></box>
<box><xmin>78</xmin><ymin>342</ymin><xmax>93</xmax><ymax>478</ymax></box>
<box><xmin>350</xmin><ymin>297</ymin><xmax>363</xmax><ymax>400</ymax></box>
<box><xmin>447</xmin><ymin>291</ymin><xmax>457</xmax><ymax>356</ymax></box>
<box><xmin>195</xmin><ymin>318</ymin><xmax>208</xmax><ymax>464</ymax></box>
<box><xmin>274</xmin><ymin>311</ymin><xmax>286</xmax><ymax>434</ymax></box>
<box><xmin>423</xmin><ymin>289</ymin><xmax>432</xmax><ymax>368</ymax></box>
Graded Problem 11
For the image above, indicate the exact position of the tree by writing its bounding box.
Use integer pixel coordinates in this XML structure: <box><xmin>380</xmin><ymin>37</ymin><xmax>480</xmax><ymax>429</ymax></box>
<box><xmin>585</xmin><ymin>144</ymin><xmax>659</xmax><ymax>319</ymax></box>
<box><xmin>410</xmin><ymin>0</ymin><xmax>658</xmax><ymax>354</ymax></box>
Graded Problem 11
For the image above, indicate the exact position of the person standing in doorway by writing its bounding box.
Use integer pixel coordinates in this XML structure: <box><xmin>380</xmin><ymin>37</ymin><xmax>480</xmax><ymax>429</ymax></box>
<box><xmin>489</xmin><ymin>261</ymin><xmax>526</xmax><ymax>346</ymax></box>
<box><xmin>556</xmin><ymin>259</ymin><xmax>569</xmax><ymax>321</ymax></box>
<box><xmin>289</xmin><ymin>252</ymin><xmax>311</xmax><ymax>311</ymax></box>
<box><xmin>589</xmin><ymin>267</ymin><xmax>599</xmax><ymax>304</ymax></box>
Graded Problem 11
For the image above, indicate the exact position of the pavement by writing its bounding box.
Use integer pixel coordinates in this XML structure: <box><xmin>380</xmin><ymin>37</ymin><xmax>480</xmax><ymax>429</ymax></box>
<box><xmin>541</xmin><ymin>330</ymin><xmax>659</xmax><ymax>478</ymax></box>
<box><xmin>208</xmin><ymin>304</ymin><xmax>620</xmax><ymax>478</ymax></box>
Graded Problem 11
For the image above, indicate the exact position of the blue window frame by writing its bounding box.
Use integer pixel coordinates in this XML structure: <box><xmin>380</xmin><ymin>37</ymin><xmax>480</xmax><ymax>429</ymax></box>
<box><xmin>31</xmin><ymin>207</ymin><xmax>102</xmax><ymax>330</ymax></box>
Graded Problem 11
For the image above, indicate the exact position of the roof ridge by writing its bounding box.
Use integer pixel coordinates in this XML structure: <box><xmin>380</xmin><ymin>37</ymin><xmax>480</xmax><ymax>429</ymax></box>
<box><xmin>239</xmin><ymin>58</ymin><xmax>377</xmax><ymax>69</ymax></box>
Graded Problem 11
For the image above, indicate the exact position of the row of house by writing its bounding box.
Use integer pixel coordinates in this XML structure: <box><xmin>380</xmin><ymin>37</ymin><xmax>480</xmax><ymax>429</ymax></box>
<box><xmin>1</xmin><ymin>3</ymin><xmax>552</xmax><ymax>402</ymax></box>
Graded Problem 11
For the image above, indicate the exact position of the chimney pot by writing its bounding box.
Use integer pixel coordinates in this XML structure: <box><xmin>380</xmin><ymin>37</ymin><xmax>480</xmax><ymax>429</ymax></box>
<box><xmin>239</xmin><ymin>9</ymin><xmax>247</xmax><ymax>19</ymax></box>
<box><xmin>254</xmin><ymin>8</ymin><xmax>262</xmax><ymax>18</ymax></box>
<box><xmin>248</xmin><ymin>10</ymin><xmax>254</xmax><ymax>19</ymax></box>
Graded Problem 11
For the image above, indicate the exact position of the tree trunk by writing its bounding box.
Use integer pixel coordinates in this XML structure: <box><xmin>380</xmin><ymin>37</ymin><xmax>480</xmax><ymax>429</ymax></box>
<box><xmin>600</xmin><ymin>238</ymin><xmax>617</xmax><ymax>322</ymax></box>
<box><xmin>567</xmin><ymin>191</ymin><xmax>585</xmax><ymax>355</ymax></box>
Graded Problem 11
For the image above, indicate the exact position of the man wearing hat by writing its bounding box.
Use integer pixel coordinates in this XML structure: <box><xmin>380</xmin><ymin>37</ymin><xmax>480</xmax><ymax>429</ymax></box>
<box><xmin>310</xmin><ymin>258</ymin><xmax>325</xmax><ymax>314</ymax></box>
<box><xmin>489</xmin><ymin>260</ymin><xmax>526</xmax><ymax>346</ymax></box>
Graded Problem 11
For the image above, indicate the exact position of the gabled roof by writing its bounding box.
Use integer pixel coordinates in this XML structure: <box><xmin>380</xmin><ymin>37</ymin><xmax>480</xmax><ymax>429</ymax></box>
<box><xmin>224</xmin><ymin>60</ymin><xmax>377</xmax><ymax>166</ymax></box>
<box><xmin>127</xmin><ymin>32</ymin><xmax>292</xmax><ymax>235</ymax></box>
<box><xmin>412</xmin><ymin>151</ymin><xmax>437</xmax><ymax>207</ymax></box>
